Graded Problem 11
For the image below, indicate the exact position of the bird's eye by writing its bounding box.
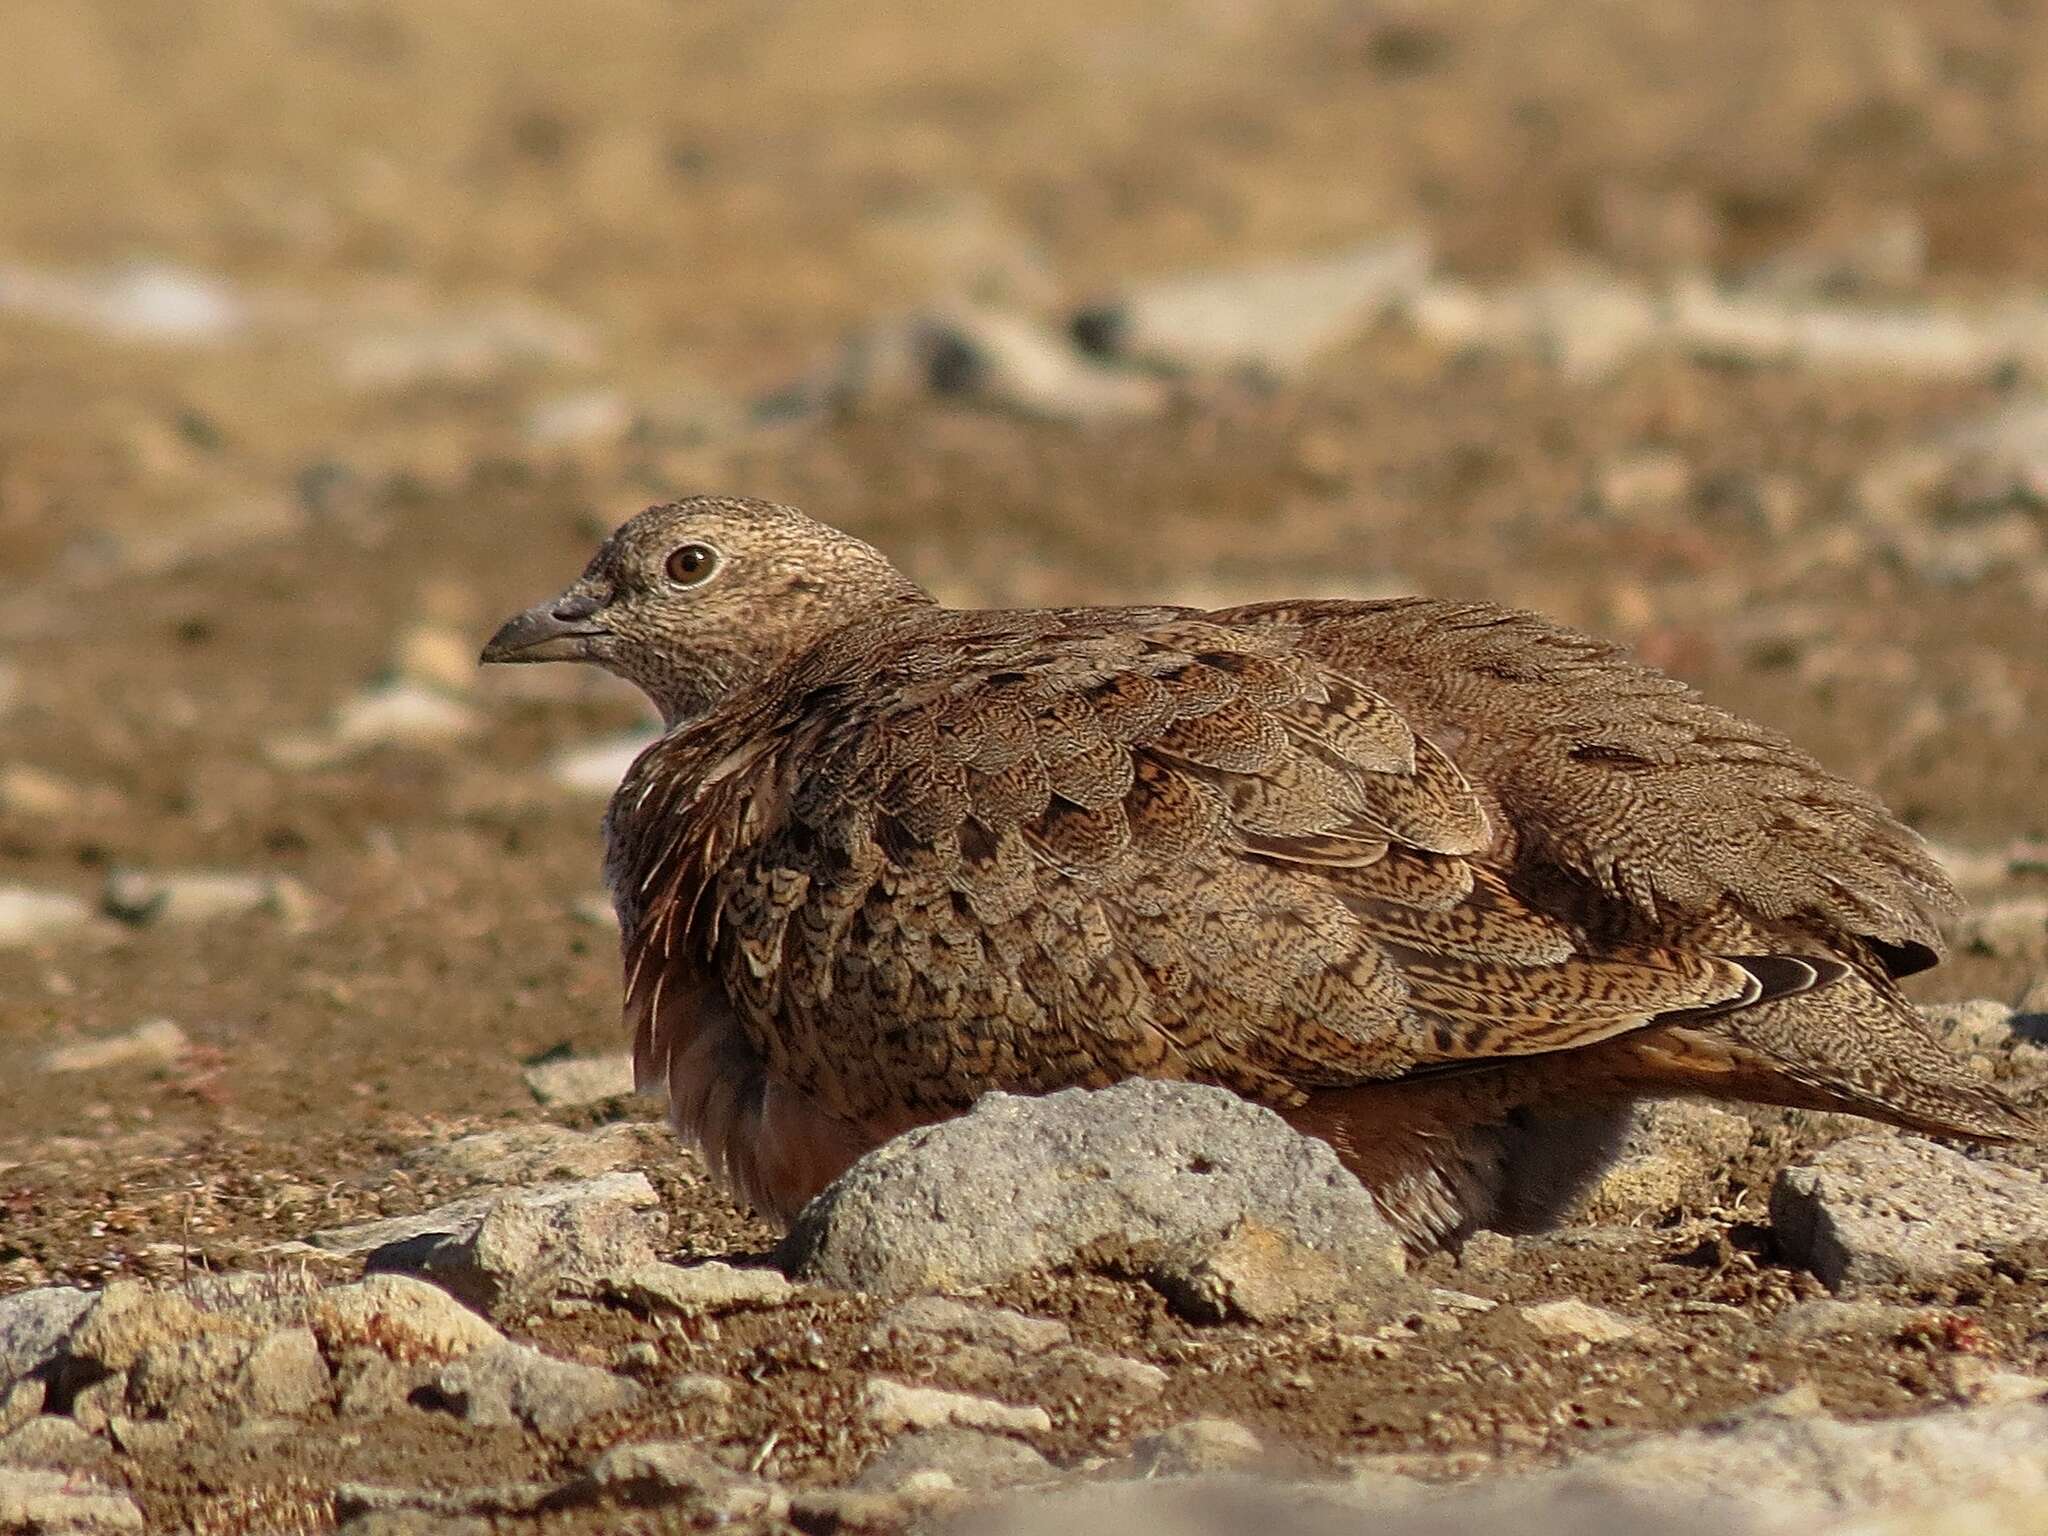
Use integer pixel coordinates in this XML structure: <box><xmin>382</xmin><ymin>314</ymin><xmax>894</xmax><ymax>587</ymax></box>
<box><xmin>665</xmin><ymin>542</ymin><xmax>720</xmax><ymax>587</ymax></box>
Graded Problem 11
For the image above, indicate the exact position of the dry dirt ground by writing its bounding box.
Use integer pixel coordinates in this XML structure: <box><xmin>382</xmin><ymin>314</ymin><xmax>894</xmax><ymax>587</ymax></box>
<box><xmin>4</xmin><ymin>1</ymin><xmax>2048</xmax><ymax>1531</ymax></box>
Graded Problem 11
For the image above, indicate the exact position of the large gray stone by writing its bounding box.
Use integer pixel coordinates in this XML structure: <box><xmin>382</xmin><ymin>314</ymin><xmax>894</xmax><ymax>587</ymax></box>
<box><xmin>0</xmin><ymin>1467</ymin><xmax>144</xmax><ymax>1533</ymax></box>
<box><xmin>608</xmin><ymin>1261</ymin><xmax>794</xmax><ymax>1316</ymax></box>
<box><xmin>310</xmin><ymin>1274</ymin><xmax>507</xmax><ymax>1363</ymax></box>
<box><xmin>0</xmin><ymin>886</ymin><xmax>94</xmax><ymax>948</ymax></box>
<box><xmin>521</xmin><ymin>1053</ymin><xmax>636</xmax><ymax>1106</ymax></box>
<box><xmin>64</xmin><ymin>1283</ymin><xmax>217</xmax><ymax>1375</ymax></box>
<box><xmin>558</xmin><ymin>1440</ymin><xmax>784</xmax><ymax>1521</ymax></box>
<box><xmin>380</xmin><ymin>1176</ymin><xmax>664</xmax><ymax>1311</ymax></box>
<box><xmin>864</xmin><ymin>1378</ymin><xmax>1051</xmax><ymax>1437</ymax></box>
<box><xmin>859</xmin><ymin>1429</ymin><xmax>1055</xmax><ymax>1493</ymax></box>
<box><xmin>426</xmin><ymin>1341</ymin><xmax>640</xmax><ymax>1438</ymax></box>
<box><xmin>1147</xmin><ymin>1219</ymin><xmax>1350</xmax><ymax>1323</ymax></box>
<box><xmin>1076</xmin><ymin>235</ymin><xmax>1432</xmax><ymax>378</ymax></box>
<box><xmin>1522</xmin><ymin>1401</ymin><xmax>2048</xmax><ymax>1524</ymax></box>
<box><xmin>0</xmin><ymin>1288</ymin><xmax>93</xmax><ymax>1388</ymax></box>
<box><xmin>782</xmin><ymin>1080</ymin><xmax>1405</xmax><ymax>1294</ymax></box>
<box><xmin>1770</xmin><ymin>1135</ymin><xmax>2048</xmax><ymax>1290</ymax></box>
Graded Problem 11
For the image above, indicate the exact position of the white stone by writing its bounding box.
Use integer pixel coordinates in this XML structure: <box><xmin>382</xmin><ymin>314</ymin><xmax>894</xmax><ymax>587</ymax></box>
<box><xmin>863</xmin><ymin>1378</ymin><xmax>1051</xmax><ymax>1437</ymax></box>
<box><xmin>40</xmin><ymin>1020</ymin><xmax>190</xmax><ymax>1075</ymax></box>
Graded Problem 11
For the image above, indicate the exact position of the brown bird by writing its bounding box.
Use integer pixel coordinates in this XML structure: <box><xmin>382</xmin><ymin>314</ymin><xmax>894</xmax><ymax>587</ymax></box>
<box><xmin>483</xmin><ymin>496</ymin><xmax>2034</xmax><ymax>1249</ymax></box>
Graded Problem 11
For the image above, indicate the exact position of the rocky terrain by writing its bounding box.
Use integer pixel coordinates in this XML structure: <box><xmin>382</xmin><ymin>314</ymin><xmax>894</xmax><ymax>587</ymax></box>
<box><xmin>6</xmin><ymin>0</ymin><xmax>2048</xmax><ymax>1531</ymax></box>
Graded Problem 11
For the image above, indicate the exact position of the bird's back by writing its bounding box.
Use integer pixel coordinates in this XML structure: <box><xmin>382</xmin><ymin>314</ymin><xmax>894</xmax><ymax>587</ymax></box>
<box><xmin>608</xmin><ymin>593</ymin><xmax>2030</xmax><ymax>1215</ymax></box>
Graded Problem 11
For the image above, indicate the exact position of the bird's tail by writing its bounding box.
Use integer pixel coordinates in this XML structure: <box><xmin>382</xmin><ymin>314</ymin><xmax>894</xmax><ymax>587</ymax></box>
<box><xmin>1648</xmin><ymin>971</ymin><xmax>2040</xmax><ymax>1142</ymax></box>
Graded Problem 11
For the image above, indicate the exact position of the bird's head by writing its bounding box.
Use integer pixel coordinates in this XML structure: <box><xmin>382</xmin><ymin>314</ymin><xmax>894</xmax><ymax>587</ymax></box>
<box><xmin>481</xmin><ymin>496</ymin><xmax>930</xmax><ymax>725</ymax></box>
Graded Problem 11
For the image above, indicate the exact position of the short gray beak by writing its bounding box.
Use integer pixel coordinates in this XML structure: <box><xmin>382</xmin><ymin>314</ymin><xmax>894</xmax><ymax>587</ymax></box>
<box><xmin>480</xmin><ymin>592</ymin><xmax>609</xmax><ymax>665</ymax></box>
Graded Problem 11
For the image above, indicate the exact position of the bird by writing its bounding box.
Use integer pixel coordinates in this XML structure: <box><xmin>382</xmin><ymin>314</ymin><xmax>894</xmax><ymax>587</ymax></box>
<box><xmin>482</xmin><ymin>495</ymin><xmax>2036</xmax><ymax>1249</ymax></box>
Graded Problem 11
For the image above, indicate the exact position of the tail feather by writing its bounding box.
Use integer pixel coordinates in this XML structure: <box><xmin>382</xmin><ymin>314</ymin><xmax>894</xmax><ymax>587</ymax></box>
<box><xmin>1681</xmin><ymin>972</ymin><xmax>2039</xmax><ymax>1142</ymax></box>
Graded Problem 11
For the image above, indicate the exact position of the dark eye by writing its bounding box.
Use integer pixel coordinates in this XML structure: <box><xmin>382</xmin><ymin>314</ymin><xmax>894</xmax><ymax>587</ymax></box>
<box><xmin>665</xmin><ymin>542</ymin><xmax>720</xmax><ymax>587</ymax></box>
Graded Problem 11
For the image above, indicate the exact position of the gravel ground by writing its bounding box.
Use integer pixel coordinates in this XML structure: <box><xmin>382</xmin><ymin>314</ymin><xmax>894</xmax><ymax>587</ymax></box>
<box><xmin>4</xmin><ymin>2</ymin><xmax>2048</xmax><ymax>1531</ymax></box>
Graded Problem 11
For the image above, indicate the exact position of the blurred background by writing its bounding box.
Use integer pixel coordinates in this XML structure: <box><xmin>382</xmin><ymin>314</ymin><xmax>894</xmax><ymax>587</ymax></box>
<box><xmin>3</xmin><ymin>0</ymin><xmax>2047</xmax><ymax>1280</ymax></box>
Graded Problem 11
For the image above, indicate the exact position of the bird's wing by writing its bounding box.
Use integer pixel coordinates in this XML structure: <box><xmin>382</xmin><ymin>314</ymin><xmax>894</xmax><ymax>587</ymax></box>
<box><xmin>1213</xmin><ymin>599</ymin><xmax>1963</xmax><ymax>976</ymax></box>
<box><xmin>648</xmin><ymin>614</ymin><xmax>1808</xmax><ymax>1125</ymax></box>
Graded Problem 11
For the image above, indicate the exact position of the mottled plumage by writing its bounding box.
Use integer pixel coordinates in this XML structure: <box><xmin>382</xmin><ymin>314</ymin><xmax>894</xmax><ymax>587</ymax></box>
<box><xmin>483</xmin><ymin>496</ymin><xmax>2036</xmax><ymax>1248</ymax></box>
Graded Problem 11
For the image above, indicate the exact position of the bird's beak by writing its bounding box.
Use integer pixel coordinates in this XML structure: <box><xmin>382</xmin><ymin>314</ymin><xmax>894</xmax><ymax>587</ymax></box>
<box><xmin>480</xmin><ymin>591</ymin><xmax>610</xmax><ymax>665</ymax></box>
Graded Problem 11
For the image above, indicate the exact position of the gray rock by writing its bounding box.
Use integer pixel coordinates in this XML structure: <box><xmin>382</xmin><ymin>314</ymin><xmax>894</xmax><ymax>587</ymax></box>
<box><xmin>64</xmin><ymin>1283</ymin><xmax>215</xmax><ymax>1375</ymax></box>
<box><xmin>1129</xmin><ymin>1419</ymin><xmax>1266</xmax><ymax>1477</ymax></box>
<box><xmin>863</xmin><ymin>1378</ymin><xmax>1051</xmax><ymax>1437</ymax></box>
<box><xmin>0</xmin><ymin>1288</ymin><xmax>93</xmax><ymax>1387</ymax></box>
<box><xmin>0</xmin><ymin>1467</ymin><xmax>144</xmax><ymax>1533</ymax></box>
<box><xmin>102</xmin><ymin>1308</ymin><xmax>329</xmax><ymax>1425</ymax></box>
<box><xmin>783</xmin><ymin>1080</ymin><xmax>1406</xmax><ymax>1295</ymax></box>
<box><xmin>331</xmin><ymin>1357</ymin><xmax>434</xmax><ymax>1421</ymax></box>
<box><xmin>64</xmin><ymin>1376</ymin><xmax>126</xmax><ymax>1436</ymax></box>
<box><xmin>100</xmin><ymin>868</ymin><xmax>305</xmax><ymax>928</ymax></box>
<box><xmin>1958</xmin><ymin>898</ymin><xmax>2048</xmax><ymax>962</ymax></box>
<box><xmin>1034</xmin><ymin>1346</ymin><xmax>1169</xmax><ymax>1405</ymax></box>
<box><xmin>0</xmin><ymin>1380</ymin><xmax>43</xmax><ymax>1437</ymax></box>
<box><xmin>331</xmin><ymin>681</ymin><xmax>479</xmax><ymax>751</ymax></box>
<box><xmin>1577</xmin><ymin>1101</ymin><xmax>1753</xmax><ymax>1223</ymax></box>
<box><xmin>1425</xmin><ymin>1288</ymin><xmax>1497</xmax><ymax>1316</ymax></box>
<box><xmin>0</xmin><ymin>886</ymin><xmax>94</xmax><ymax>948</ymax></box>
<box><xmin>810</xmin><ymin>306</ymin><xmax>1165</xmax><ymax>424</ymax></box>
<box><xmin>1949</xmin><ymin>1358</ymin><xmax>2048</xmax><ymax>1406</ymax></box>
<box><xmin>1077</xmin><ymin>235</ymin><xmax>1432</xmax><ymax>378</ymax></box>
<box><xmin>1148</xmin><ymin>1219</ymin><xmax>1351</xmax><ymax>1323</ymax></box>
<box><xmin>1410</xmin><ymin>269</ymin><xmax>1664</xmax><ymax>381</ymax></box>
<box><xmin>0</xmin><ymin>259</ymin><xmax>248</xmax><ymax>344</ymax></box>
<box><xmin>1516</xmin><ymin>1299</ymin><xmax>1656</xmax><ymax>1345</ymax></box>
<box><xmin>382</xmin><ymin>1175</ymin><xmax>664</xmax><ymax>1311</ymax></box>
<box><xmin>1771</xmin><ymin>1135</ymin><xmax>2048</xmax><ymax>1290</ymax></box>
<box><xmin>124</xmin><ymin>1323</ymin><xmax>262</xmax><ymax>1420</ymax></box>
<box><xmin>521</xmin><ymin>1052</ymin><xmax>636</xmax><ymax>1106</ymax></box>
<box><xmin>237</xmin><ymin>1327</ymin><xmax>332</xmax><ymax>1417</ymax></box>
<box><xmin>1937</xmin><ymin>398</ymin><xmax>2048</xmax><ymax>508</ymax></box>
<box><xmin>869</xmin><ymin>1299</ymin><xmax>1071</xmax><ymax>1357</ymax></box>
<box><xmin>546</xmin><ymin>733</ymin><xmax>660</xmax><ymax>797</ymax></box>
<box><xmin>1671</xmin><ymin>283</ymin><xmax>2007</xmax><ymax>377</ymax></box>
<box><xmin>858</xmin><ymin>1429</ymin><xmax>1055</xmax><ymax>1493</ymax></box>
<box><xmin>426</xmin><ymin>1342</ymin><xmax>640</xmax><ymax>1437</ymax></box>
<box><xmin>1918</xmin><ymin>1000</ymin><xmax>2031</xmax><ymax>1058</ymax></box>
<box><xmin>659</xmin><ymin>1372</ymin><xmax>735</xmax><ymax>1408</ymax></box>
<box><xmin>173</xmin><ymin>1269</ymin><xmax>329</xmax><ymax>1333</ymax></box>
<box><xmin>309</xmin><ymin>1274</ymin><xmax>507</xmax><ymax>1363</ymax></box>
<box><xmin>1518</xmin><ymin>1401</ymin><xmax>2048</xmax><ymax>1524</ymax></box>
<box><xmin>923</xmin><ymin>306</ymin><xmax>1166</xmax><ymax>421</ymax></box>
<box><xmin>608</xmin><ymin>1260</ymin><xmax>794</xmax><ymax>1316</ymax></box>
<box><xmin>1456</xmin><ymin>1230</ymin><xmax>1516</xmax><ymax>1275</ymax></box>
<box><xmin>0</xmin><ymin>764</ymin><xmax>108</xmax><ymax>819</ymax></box>
<box><xmin>558</xmin><ymin>1439</ymin><xmax>784</xmax><ymax>1521</ymax></box>
<box><xmin>269</xmin><ymin>681</ymin><xmax>481</xmax><ymax>768</ymax></box>
<box><xmin>312</xmin><ymin>1167</ymin><xmax>656</xmax><ymax>1273</ymax></box>
<box><xmin>38</xmin><ymin>1020</ymin><xmax>191</xmax><ymax>1076</ymax></box>
<box><xmin>0</xmin><ymin>1414</ymin><xmax>105</xmax><ymax>1468</ymax></box>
